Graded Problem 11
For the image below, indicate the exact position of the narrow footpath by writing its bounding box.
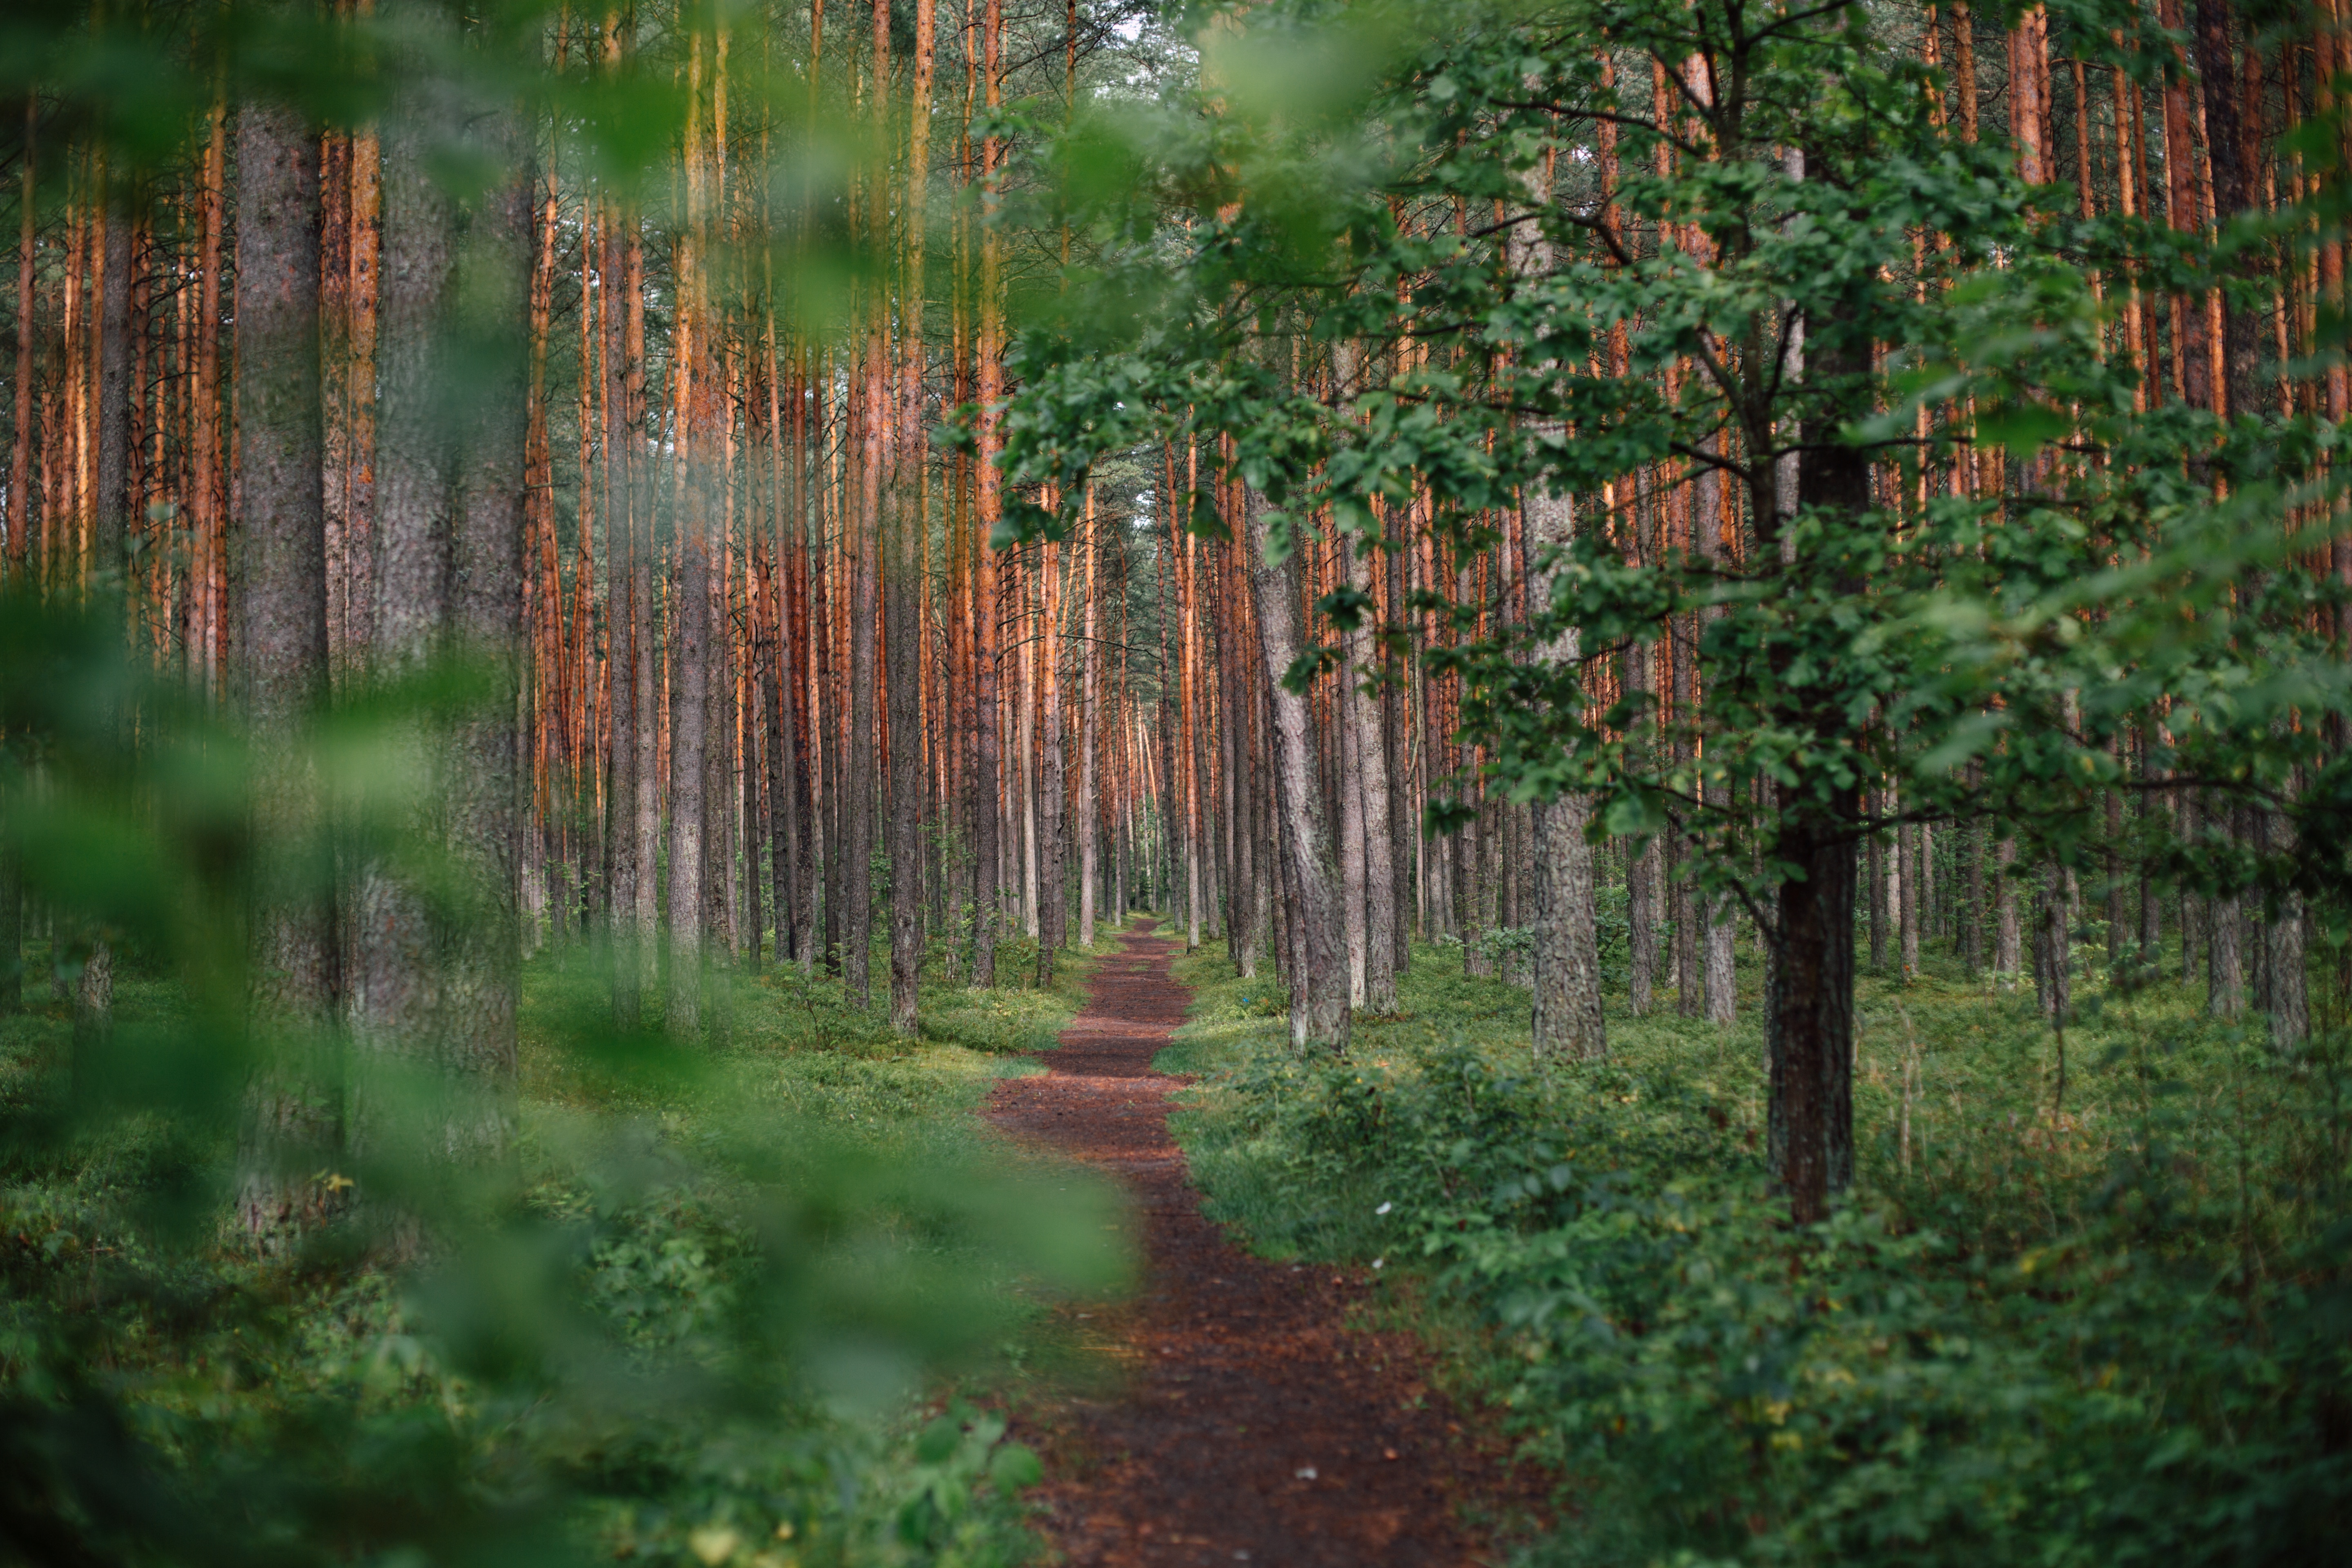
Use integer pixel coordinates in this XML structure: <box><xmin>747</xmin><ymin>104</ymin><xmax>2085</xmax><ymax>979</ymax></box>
<box><xmin>984</xmin><ymin>920</ymin><xmax>1536</xmax><ymax>1567</ymax></box>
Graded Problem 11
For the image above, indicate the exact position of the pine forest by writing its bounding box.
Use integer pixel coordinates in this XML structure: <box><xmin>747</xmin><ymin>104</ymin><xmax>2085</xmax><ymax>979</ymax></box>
<box><xmin>2</xmin><ymin>1</ymin><xmax>2349</xmax><ymax>1564</ymax></box>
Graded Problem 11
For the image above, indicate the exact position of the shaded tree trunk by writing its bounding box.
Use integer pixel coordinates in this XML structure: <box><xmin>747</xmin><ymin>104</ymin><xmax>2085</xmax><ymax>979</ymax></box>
<box><xmin>354</xmin><ymin>44</ymin><xmax>457</xmax><ymax>1202</ymax></box>
<box><xmin>441</xmin><ymin>109</ymin><xmax>532</xmax><ymax>1140</ymax></box>
<box><xmin>230</xmin><ymin>96</ymin><xmax>338</xmax><ymax>1243</ymax></box>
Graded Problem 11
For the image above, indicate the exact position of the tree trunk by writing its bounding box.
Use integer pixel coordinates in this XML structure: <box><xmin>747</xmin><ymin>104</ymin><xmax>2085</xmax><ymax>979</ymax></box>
<box><xmin>601</xmin><ymin>204</ymin><xmax>641</xmax><ymax>1026</ymax></box>
<box><xmin>885</xmin><ymin>438</ymin><xmax>923</xmax><ymax>1032</ymax></box>
<box><xmin>1346</xmin><ymin>521</ymin><xmax>1398</xmax><ymax>1013</ymax></box>
<box><xmin>355</xmin><ymin>51</ymin><xmax>456</xmax><ymax>1203</ymax></box>
<box><xmin>231</xmin><ymin>96</ymin><xmax>337</xmax><ymax>1243</ymax></box>
<box><xmin>1994</xmin><ymin>834</ymin><xmax>2020</xmax><ymax>978</ymax></box>
<box><xmin>1898</xmin><ymin>817</ymin><xmax>1920</xmax><ymax>977</ymax></box>
<box><xmin>442</xmin><ymin>108</ymin><xmax>531</xmax><ymax>1141</ymax></box>
<box><xmin>1525</xmin><ymin>484</ymin><xmax>1602</xmax><ymax>1057</ymax></box>
<box><xmin>73</xmin><ymin>169</ymin><xmax>135</xmax><ymax>1055</ymax></box>
<box><xmin>844</xmin><ymin>354</ymin><xmax>882</xmax><ymax>1004</ymax></box>
<box><xmin>2192</xmin><ymin>0</ymin><xmax>2264</xmax><ymax>418</ymax></box>
<box><xmin>666</xmin><ymin>85</ymin><xmax>718</xmax><ymax>1037</ymax></box>
<box><xmin>1035</xmin><ymin>533</ymin><xmax>1066</xmax><ymax>982</ymax></box>
<box><xmin>1076</xmin><ymin>492</ymin><xmax>1100</xmax><ymax>949</ymax></box>
<box><xmin>1768</xmin><ymin>312</ymin><xmax>1870</xmax><ymax>1222</ymax></box>
<box><xmin>1766</xmin><ymin>809</ymin><xmax>1857</xmax><ymax>1223</ymax></box>
<box><xmin>7</xmin><ymin>96</ymin><xmax>33</xmax><ymax>592</ymax></box>
<box><xmin>1244</xmin><ymin>487</ymin><xmax>1348</xmax><ymax>1054</ymax></box>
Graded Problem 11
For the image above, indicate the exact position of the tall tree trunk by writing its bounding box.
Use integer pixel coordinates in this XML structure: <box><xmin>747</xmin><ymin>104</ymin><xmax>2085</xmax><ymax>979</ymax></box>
<box><xmin>1527</xmin><ymin>481</ymin><xmax>1604</xmax><ymax>1058</ymax></box>
<box><xmin>6</xmin><ymin>95</ymin><xmax>33</xmax><ymax>597</ymax></box>
<box><xmin>666</xmin><ymin>43</ymin><xmax>717</xmax><ymax>1037</ymax></box>
<box><xmin>2158</xmin><ymin>0</ymin><xmax>2214</xmax><ymax>410</ymax></box>
<box><xmin>441</xmin><ymin>106</ymin><xmax>531</xmax><ymax>1143</ymax></box>
<box><xmin>355</xmin><ymin>41</ymin><xmax>457</xmax><ymax>1195</ymax></box>
<box><xmin>1346</xmin><ymin>521</ymin><xmax>1397</xmax><ymax>1013</ymax></box>
<box><xmin>2192</xmin><ymin>0</ymin><xmax>2264</xmax><ymax>418</ymax></box>
<box><xmin>889</xmin><ymin>0</ymin><xmax>934</xmax><ymax>1027</ymax></box>
<box><xmin>884</xmin><ymin>423</ymin><xmax>923</xmax><ymax>1032</ymax></box>
<box><xmin>970</xmin><ymin>0</ymin><xmax>1005</xmax><ymax>984</ymax></box>
<box><xmin>1035</xmin><ymin>532</ymin><xmax>1066</xmax><ymax>982</ymax></box>
<box><xmin>1768</xmin><ymin>305</ymin><xmax>1869</xmax><ymax>1223</ymax></box>
<box><xmin>600</xmin><ymin>201</ymin><xmax>640</xmax><ymax>1019</ymax></box>
<box><xmin>626</xmin><ymin>232</ymin><xmax>658</xmax><ymax>1003</ymax></box>
<box><xmin>1244</xmin><ymin>487</ymin><xmax>1347</xmax><ymax>1054</ymax></box>
<box><xmin>1499</xmin><ymin>127</ymin><xmax>1602</xmax><ymax>1051</ymax></box>
<box><xmin>231</xmin><ymin>95</ymin><xmax>337</xmax><ymax>1243</ymax></box>
<box><xmin>1624</xmin><ymin>634</ymin><xmax>1657</xmax><ymax>1015</ymax></box>
<box><xmin>72</xmin><ymin>159</ymin><xmax>134</xmax><ymax>1055</ymax></box>
<box><xmin>1076</xmin><ymin>490</ymin><xmax>1100</xmax><ymax>949</ymax></box>
<box><xmin>844</xmin><ymin>354</ymin><xmax>882</xmax><ymax>1004</ymax></box>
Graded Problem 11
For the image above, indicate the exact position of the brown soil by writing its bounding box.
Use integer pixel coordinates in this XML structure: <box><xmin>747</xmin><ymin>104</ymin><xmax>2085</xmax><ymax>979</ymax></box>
<box><xmin>984</xmin><ymin>920</ymin><xmax>1542</xmax><ymax>1567</ymax></box>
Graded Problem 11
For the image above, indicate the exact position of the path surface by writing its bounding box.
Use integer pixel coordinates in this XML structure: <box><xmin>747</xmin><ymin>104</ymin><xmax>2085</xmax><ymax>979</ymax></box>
<box><xmin>984</xmin><ymin>921</ymin><xmax>1535</xmax><ymax>1567</ymax></box>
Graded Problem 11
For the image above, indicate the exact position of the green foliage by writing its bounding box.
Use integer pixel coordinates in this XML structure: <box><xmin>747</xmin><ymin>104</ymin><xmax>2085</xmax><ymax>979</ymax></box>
<box><xmin>0</xmin><ymin>595</ymin><xmax>1122</xmax><ymax>1566</ymax></box>
<box><xmin>1165</xmin><ymin>943</ymin><xmax>2352</xmax><ymax>1567</ymax></box>
<box><xmin>0</xmin><ymin>929</ymin><xmax>1114</xmax><ymax>1568</ymax></box>
<box><xmin>998</xmin><ymin>0</ymin><xmax>2352</xmax><ymax>971</ymax></box>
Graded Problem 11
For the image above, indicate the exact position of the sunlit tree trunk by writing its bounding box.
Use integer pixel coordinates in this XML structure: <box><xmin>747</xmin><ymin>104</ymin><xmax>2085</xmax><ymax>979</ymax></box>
<box><xmin>1076</xmin><ymin>488</ymin><xmax>1100</xmax><ymax>949</ymax></box>
<box><xmin>969</xmin><ymin>0</ymin><xmax>1004</xmax><ymax>985</ymax></box>
<box><xmin>1035</xmin><ymin>530</ymin><xmax>1065</xmax><ymax>982</ymax></box>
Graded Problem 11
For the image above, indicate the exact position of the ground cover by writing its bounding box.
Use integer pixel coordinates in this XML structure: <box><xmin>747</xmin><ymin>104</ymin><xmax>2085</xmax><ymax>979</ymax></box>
<box><xmin>1159</xmin><ymin>935</ymin><xmax>2352</xmax><ymax>1566</ymax></box>
<box><xmin>0</xmin><ymin>928</ymin><xmax>1130</xmax><ymax>1568</ymax></box>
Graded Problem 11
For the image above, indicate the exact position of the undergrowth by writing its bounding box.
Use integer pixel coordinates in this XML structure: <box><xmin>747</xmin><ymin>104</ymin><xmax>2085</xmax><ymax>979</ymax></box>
<box><xmin>0</xmin><ymin>920</ymin><xmax>1134</xmax><ymax>1568</ymax></box>
<box><xmin>1161</xmin><ymin>933</ymin><xmax>2352</xmax><ymax>1567</ymax></box>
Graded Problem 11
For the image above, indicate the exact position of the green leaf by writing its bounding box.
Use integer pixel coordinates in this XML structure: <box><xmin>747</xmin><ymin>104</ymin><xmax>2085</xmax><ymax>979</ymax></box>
<box><xmin>989</xmin><ymin>1443</ymin><xmax>1044</xmax><ymax>1490</ymax></box>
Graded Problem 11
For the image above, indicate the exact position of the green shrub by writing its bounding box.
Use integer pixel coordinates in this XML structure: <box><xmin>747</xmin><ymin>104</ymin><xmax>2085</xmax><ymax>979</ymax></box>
<box><xmin>1166</xmin><ymin>944</ymin><xmax>2352</xmax><ymax>1567</ymax></box>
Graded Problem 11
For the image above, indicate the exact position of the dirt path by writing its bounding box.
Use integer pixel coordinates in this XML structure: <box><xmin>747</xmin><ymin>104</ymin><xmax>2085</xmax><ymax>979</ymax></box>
<box><xmin>984</xmin><ymin>920</ymin><xmax>1536</xmax><ymax>1567</ymax></box>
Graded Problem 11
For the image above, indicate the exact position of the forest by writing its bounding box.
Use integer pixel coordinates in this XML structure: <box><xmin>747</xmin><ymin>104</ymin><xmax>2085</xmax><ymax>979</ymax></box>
<box><xmin>2</xmin><ymin>0</ymin><xmax>2349</xmax><ymax>1564</ymax></box>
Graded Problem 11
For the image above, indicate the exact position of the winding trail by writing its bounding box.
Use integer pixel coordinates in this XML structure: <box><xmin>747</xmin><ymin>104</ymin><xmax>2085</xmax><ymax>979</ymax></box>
<box><xmin>984</xmin><ymin>920</ymin><xmax>1535</xmax><ymax>1567</ymax></box>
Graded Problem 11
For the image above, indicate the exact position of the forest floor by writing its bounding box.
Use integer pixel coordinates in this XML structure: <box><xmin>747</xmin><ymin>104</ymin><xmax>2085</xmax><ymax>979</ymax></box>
<box><xmin>986</xmin><ymin>920</ymin><xmax>1546</xmax><ymax>1567</ymax></box>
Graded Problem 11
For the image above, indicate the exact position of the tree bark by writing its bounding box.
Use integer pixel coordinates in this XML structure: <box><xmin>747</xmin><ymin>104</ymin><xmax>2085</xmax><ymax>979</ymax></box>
<box><xmin>7</xmin><ymin>96</ymin><xmax>33</xmax><ymax>592</ymax></box>
<box><xmin>1346</xmin><ymin>519</ymin><xmax>1398</xmax><ymax>1013</ymax></box>
<box><xmin>1076</xmin><ymin>490</ymin><xmax>1100</xmax><ymax>949</ymax></box>
<box><xmin>1526</xmin><ymin>485</ymin><xmax>1603</xmax><ymax>1058</ymax></box>
<box><xmin>1035</xmin><ymin>532</ymin><xmax>1066</xmax><ymax>982</ymax></box>
<box><xmin>666</xmin><ymin>79</ymin><xmax>717</xmax><ymax>1037</ymax></box>
<box><xmin>1766</xmin><ymin>809</ymin><xmax>1857</xmax><ymax>1223</ymax></box>
<box><xmin>601</xmin><ymin>200</ymin><xmax>641</xmax><ymax>1025</ymax></box>
<box><xmin>354</xmin><ymin>41</ymin><xmax>456</xmax><ymax>1208</ymax></box>
<box><xmin>1767</xmin><ymin>302</ymin><xmax>1871</xmax><ymax>1222</ymax></box>
<box><xmin>2192</xmin><ymin>0</ymin><xmax>2264</xmax><ymax>418</ymax></box>
<box><xmin>442</xmin><ymin>108</ymin><xmax>532</xmax><ymax>1137</ymax></box>
<box><xmin>844</xmin><ymin>354</ymin><xmax>882</xmax><ymax>1004</ymax></box>
<box><xmin>230</xmin><ymin>96</ymin><xmax>338</xmax><ymax>1243</ymax></box>
<box><xmin>1244</xmin><ymin>487</ymin><xmax>1348</xmax><ymax>1054</ymax></box>
<box><xmin>885</xmin><ymin>429</ymin><xmax>923</xmax><ymax>1032</ymax></box>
